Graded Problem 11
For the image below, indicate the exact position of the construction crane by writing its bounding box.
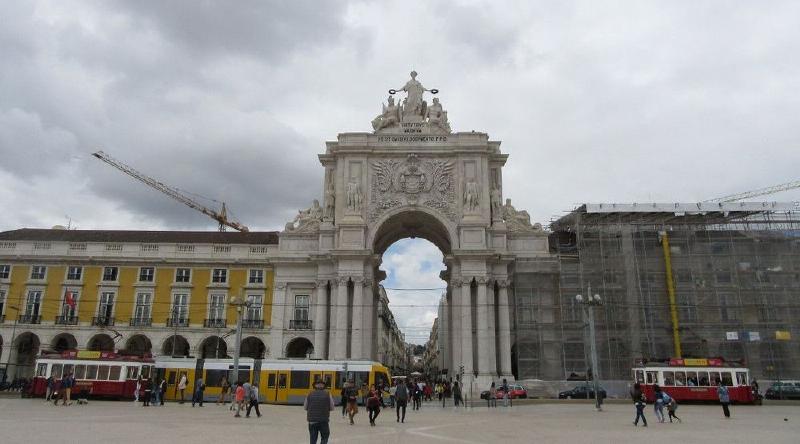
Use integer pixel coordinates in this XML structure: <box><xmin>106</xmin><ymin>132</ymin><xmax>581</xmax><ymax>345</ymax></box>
<box><xmin>92</xmin><ymin>150</ymin><xmax>249</xmax><ymax>232</ymax></box>
<box><xmin>705</xmin><ymin>178</ymin><xmax>800</xmax><ymax>203</ymax></box>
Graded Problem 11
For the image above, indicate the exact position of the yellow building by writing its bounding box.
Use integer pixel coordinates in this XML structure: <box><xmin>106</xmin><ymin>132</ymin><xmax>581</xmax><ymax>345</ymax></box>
<box><xmin>0</xmin><ymin>229</ymin><xmax>277</xmax><ymax>379</ymax></box>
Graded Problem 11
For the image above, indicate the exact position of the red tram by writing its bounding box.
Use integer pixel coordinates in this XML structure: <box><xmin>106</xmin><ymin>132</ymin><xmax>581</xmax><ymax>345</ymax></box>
<box><xmin>32</xmin><ymin>350</ymin><xmax>154</xmax><ymax>399</ymax></box>
<box><xmin>633</xmin><ymin>358</ymin><xmax>757</xmax><ymax>404</ymax></box>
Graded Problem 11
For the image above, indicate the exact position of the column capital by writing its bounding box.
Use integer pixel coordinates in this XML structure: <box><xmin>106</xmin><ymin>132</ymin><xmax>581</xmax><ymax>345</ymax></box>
<box><xmin>497</xmin><ymin>279</ymin><xmax>511</xmax><ymax>289</ymax></box>
<box><xmin>450</xmin><ymin>278</ymin><xmax>463</xmax><ymax>287</ymax></box>
<box><xmin>337</xmin><ymin>276</ymin><xmax>349</xmax><ymax>286</ymax></box>
<box><xmin>352</xmin><ymin>276</ymin><xmax>365</xmax><ymax>285</ymax></box>
<box><xmin>475</xmin><ymin>275</ymin><xmax>490</xmax><ymax>285</ymax></box>
<box><xmin>275</xmin><ymin>282</ymin><xmax>287</xmax><ymax>290</ymax></box>
<box><xmin>315</xmin><ymin>279</ymin><xmax>329</xmax><ymax>288</ymax></box>
<box><xmin>363</xmin><ymin>278</ymin><xmax>373</xmax><ymax>287</ymax></box>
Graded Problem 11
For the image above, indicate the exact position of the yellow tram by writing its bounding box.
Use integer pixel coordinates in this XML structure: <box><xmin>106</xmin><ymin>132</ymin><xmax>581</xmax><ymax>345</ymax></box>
<box><xmin>155</xmin><ymin>357</ymin><xmax>391</xmax><ymax>405</ymax></box>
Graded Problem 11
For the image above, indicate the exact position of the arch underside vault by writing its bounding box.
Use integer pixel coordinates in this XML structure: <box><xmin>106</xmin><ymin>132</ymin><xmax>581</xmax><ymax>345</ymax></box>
<box><xmin>371</xmin><ymin>209</ymin><xmax>453</xmax><ymax>256</ymax></box>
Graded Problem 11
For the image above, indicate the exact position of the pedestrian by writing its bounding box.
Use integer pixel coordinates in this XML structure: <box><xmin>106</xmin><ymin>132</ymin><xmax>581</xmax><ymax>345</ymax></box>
<box><xmin>453</xmin><ymin>381</ymin><xmax>462</xmax><ymax>408</ymax></box>
<box><xmin>177</xmin><ymin>373</ymin><xmax>188</xmax><ymax>404</ymax></box>
<box><xmin>61</xmin><ymin>372</ymin><xmax>73</xmax><ymax>406</ymax></box>
<box><xmin>367</xmin><ymin>384</ymin><xmax>381</xmax><ymax>426</ymax></box>
<box><xmin>345</xmin><ymin>380</ymin><xmax>359</xmax><ymax>425</ymax></box>
<box><xmin>389</xmin><ymin>381</ymin><xmax>397</xmax><ymax>408</ymax></box>
<box><xmin>412</xmin><ymin>382</ymin><xmax>422</xmax><ymax>410</ymax></box>
<box><xmin>717</xmin><ymin>381</ymin><xmax>731</xmax><ymax>418</ymax></box>
<box><xmin>52</xmin><ymin>378</ymin><xmax>61</xmax><ymax>406</ymax></box>
<box><xmin>217</xmin><ymin>376</ymin><xmax>229</xmax><ymax>405</ymax></box>
<box><xmin>631</xmin><ymin>383</ymin><xmax>647</xmax><ymax>427</ymax></box>
<box><xmin>234</xmin><ymin>381</ymin><xmax>245</xmax><ymax>418</ymax></box>
<box><xmin>653</xmin><ymin>385</ymin><xmax>665</xmax><ymax>423</ymax></box>
<box><xmin>488</xmin><ymin>382</ymin><xmax>497</xmax><ymax>408</ymax></box>
<box><xmin>442</xmin><ymin>381</ymin><xmax>451</xmax><ymax>408</ymax></box>
<box><xmin>395</xmin><ymin>379</ymin><xmax>408</xmax><ymax>423</ymax></box>
<box><xmin>340</xmin><ymin>381</ymin><xmax>349</xmax><ymax>418</ymax></box>
<box><xmin>666</xmin><ymin>398</ymin><xmax>681</xmax><ymax>423</ymax></box>
<box><xmin>305</xmin><ymin>379</ymin><xmax>335</xmax><ymax>444</ymax></box>
<box><xmin>45</xmin><ymin>375</ymin><xmax>55</xmax><ymax>402</ymax></box>
<box><xmin>246</xmin><ymin>382</ymin><xmax>261</xmax><ymax>418</ymax></box>
<box><xmin>192</xmin><ymin>378</ymin><xmax>205</xmax><ymax>407</ymax></box>
<box><xmin>134</xmin><ymin>376</ymin><xmax>141</xmax><ymax>403</ymax></box>
<box><xmin>151</xmin><ymin>378</ymin><xmax>161</xmax><ymax>406</ymax></box>
<box><xmin>159</xmin><ymin>378</ymin><xmax>167</xmax><ymax>406</ymax></box>
<box><xmin>501</xmin><ymin>378</ymin><xmax>511</xmax><ymax>407</ymax></box>
<box><xmin>142</xmin><ymin>378</ymin><xmax>152</xmax><ymax>407</ymax></box>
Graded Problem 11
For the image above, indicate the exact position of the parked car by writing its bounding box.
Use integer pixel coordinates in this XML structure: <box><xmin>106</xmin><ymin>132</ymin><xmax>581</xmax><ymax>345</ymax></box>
<box><xmin>558</xmin><ymin>385</ymin><xmax>607</xmax><ymax>399</ymax></box>
<box><xmin>765</xmin><ymin>381</ymin><xmax>800</xmax><ymax>400</ymax></box>
<box><xmin>480</xmin><ymin>384</ymin><xmax>528</xmax><ymax>400</ymax></box>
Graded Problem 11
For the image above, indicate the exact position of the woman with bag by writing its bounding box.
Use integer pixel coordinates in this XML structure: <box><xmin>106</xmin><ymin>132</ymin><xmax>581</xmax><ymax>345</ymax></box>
<box><xmin>346</xmin><ymin>380</ymin><xmax>359</xmax><ymax>425</ymax></box>
<box><xmin>367</xmin><ymin>384</ymin><xmax>381</xmax><ymax>426</ymax></box>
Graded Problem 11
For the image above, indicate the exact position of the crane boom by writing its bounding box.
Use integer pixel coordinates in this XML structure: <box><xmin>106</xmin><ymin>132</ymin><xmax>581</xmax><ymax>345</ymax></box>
<box><xmin>92</xmin><ymin>150</ymin><xmax>249</xmax><ymax>232</ymax></box>
<box><xmin>705</xmin><ymin>179</ymin><xmax>800</xmax><ymax>203</ymax></box>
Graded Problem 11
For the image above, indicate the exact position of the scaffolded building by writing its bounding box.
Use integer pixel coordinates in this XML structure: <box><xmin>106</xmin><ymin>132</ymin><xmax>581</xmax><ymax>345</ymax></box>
<box><xmin>512</xmin><ymin>202</ymin><xmax>800</xmax><ymax>381</ymax></box>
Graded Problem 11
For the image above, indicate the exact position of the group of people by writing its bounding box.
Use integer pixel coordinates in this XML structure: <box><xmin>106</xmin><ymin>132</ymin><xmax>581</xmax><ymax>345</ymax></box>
<box><xmin>486</xmin><ymin>379</ymin><xmax>514</xmax><ymax>408</ymax></box>
<box><xmin>631</xmin><ymin>379</ymin><xmax>736</xmax><ymax>426</ymax></box>
<box><xmin>45</xmin><ymin>373</ymin><xmax>75</xmax><ymax>405</ymax></box>
<box><xmin>133</xmin><ymin>376</ymin><xmax>167</xmax><ymax>406</ymax></box>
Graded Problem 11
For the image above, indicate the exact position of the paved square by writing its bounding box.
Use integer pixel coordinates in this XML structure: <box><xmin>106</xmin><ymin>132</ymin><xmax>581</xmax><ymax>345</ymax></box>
<box><xmin>0</xmin><ymin>399</ymin><xmax>798</xmax><ymax>443</ymax></box>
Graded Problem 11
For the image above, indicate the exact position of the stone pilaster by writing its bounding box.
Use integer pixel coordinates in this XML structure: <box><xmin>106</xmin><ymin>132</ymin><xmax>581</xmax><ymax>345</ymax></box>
<box><xmin>497</xmin><ymin>279</ymin><xmax>514</xmax><ymax>379</ymax></box>
<box><xmin>350</xmin><ymin>276</ymin><xmax>364</xmax><ymax>359</ymax></box>
<box><xmin>460</xmin><ymin>279</ymin><xmax>474</xmax><ymax>377</ymax></box>
<box><xmin>333</xmin><ymin>277</ymin><xmax>349</xmax><ymax>359</ymax></box>
<box><xmin>271</xmin><ymin>282</ymin><xmax>287</xmax><ymax>357</ymax></box>
<box><xmin>476</xmin><ymin>276</ymin><xmax>497</xmax><ymax>379</ymax></box>
<box><xmin>313</xmin><ymin>280</ymin><xmax>328</xmax><ymax>360</ymax></box>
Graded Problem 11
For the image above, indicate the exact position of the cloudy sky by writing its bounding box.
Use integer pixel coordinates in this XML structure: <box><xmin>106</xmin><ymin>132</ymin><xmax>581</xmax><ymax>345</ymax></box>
<box><xmin>2</xmin><ymin>1</ymin><xmax>800</xmax><ymax>343</ymax></box>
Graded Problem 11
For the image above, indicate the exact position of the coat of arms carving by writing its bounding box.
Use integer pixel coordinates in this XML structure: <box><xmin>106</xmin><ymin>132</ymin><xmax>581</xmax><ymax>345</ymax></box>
<box><xmin>369</xmin><ymin>154</ymin><xmax>455</xmax><ymax>222</ymax></box>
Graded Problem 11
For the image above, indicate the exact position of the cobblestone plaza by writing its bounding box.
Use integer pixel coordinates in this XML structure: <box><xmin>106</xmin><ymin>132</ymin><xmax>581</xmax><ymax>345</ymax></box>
<box><xmin>0</xmin><ymin>398</ymin><xmax>798</xmax><ymax>443</ymax></box>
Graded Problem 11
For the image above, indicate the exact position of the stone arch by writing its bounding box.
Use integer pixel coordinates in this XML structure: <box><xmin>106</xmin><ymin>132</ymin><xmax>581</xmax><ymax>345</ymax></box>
<box><xmin>368</xmin><ymin>207</ymin><xmax>455</xmax><ymax>255</ymax></box>
<box><xmin>240</xmin><ymin>336</ymin><xmax>267</xmax><ymax>359</ymax></box>
<box><xmin>199</xmin><ymin>336</ymin><xmax>229</xmax><ymax>359</ymax></box>
<box><xmin>13</xmin><ymin>332</ymin><xmax>41</xmax><ymax>378</ymax></box>
<box><xmin>162</xmin><ymin>335</ymin><xmax>190</xmax><ymax>357</ymax></box>
<box><xmin>124</xmin><ymin>334</ymin><xmax>152</xmax><ymax>355</ymax></box>
<box><xmin>87</xmin><ymin>334</ymin><xmax>115</xmax><ymax>352</ymax></box>
<box><xmin>286</xmin><ymin>337</ymin><xmax>313</xmax><ymax>359</ymax></box>
<box><xmin>51</xmin><ymin>333</ymin><xmax>78</xmax><ymax>352</ymax></box>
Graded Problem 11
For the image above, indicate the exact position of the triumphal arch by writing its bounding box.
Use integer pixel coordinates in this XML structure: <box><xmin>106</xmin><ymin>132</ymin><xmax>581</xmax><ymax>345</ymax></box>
<box><xmin>271</xmin><ymin>72</ymin><xmax>549</xmax><ymax>390</ymax></box>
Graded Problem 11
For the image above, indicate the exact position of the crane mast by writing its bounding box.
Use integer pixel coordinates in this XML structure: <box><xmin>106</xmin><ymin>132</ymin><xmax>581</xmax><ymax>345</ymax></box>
<box><xmin>92</xmin><ymin>150</ymin><xmax>249</xmax><ymax>232</ymax></box>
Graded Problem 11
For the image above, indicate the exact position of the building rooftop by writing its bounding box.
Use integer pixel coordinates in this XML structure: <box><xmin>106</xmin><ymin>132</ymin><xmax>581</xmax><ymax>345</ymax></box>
<box><xmin>0</xmin><ymin>228</ymin><xmax>279</xmax><ymax>244</ymax></box>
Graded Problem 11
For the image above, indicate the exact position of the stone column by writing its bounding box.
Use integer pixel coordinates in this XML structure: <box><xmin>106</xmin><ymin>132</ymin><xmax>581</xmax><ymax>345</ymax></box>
<box><xmin>334</xmin><ymin>277</ymin><xmax>349</xmax><ymax>360</ymax></box>
<box><xmin>460</xmin><ymin>279</ymin><xmax>474</xmax><ymax>377</ymax></box>
<box><xmin>270</xmin><ymin>282</ymin><xmax>287</xmax><ymax>358</ymax></box>
<box><xmin>497</xmin><ymin>279</ymin><xmax>513</xmax><ymax>379</ymax></box>
<box><xmin>449</xmin><ymin>279</ymin><xmax>462</xmax><ymax>377</ymax></box>
<box><xmin>362</xmin><ymin>279</ymin><xmax>374</xmax><ymax>360</ymax></box>
<box><xmin>476</xmin><ymin>276</ymin><xmax>497</xmax><ymax>379</ymax></box>
<box><xmin>350</xmin><ymin>277</ymin><xmax>364</xmax><ymax>359</ymax></box>
<box><xmin>313</xmin><ymin>280</ymin><xmax>328</xmax><ymax>360</ymax></box>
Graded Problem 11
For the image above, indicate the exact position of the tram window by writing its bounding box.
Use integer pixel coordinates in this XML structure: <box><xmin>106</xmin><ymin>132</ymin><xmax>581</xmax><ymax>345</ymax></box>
<box><xmin>98</xmin><ymin>366</ymin><xmax>110</xmax><ymax>381</ymax></box>
<box><xmin>355</xmin><ymin>372</ymin><xmax>370</xmax><ymax>387</ymax></box>
<box><xmin>324</xmin><ymin>374</ymin><xmax>333</xmax><ymax>388</ymax></box>
<box><xmin>167</xmin><ymin>372</ymin><xmax>176</xmax><ymax>385</ymax></box>
<box><xmin>646</xmin><ymin>371</ymin><xmax>657</xmax><ymax>384</ymax></box>
<box><xmin>126</xmin><ymin>366</ymin><xmax>139</xmax><ymax>379</ymax></box>
<box><xmin>376</xmin><ymin>372</ymin><xmax>389</xmax><ymax>387</ymax></box>
<box><xmin>109</xmin><ymin>366</ymin><xmax>121</xmax><ymax>381</ymax></box>
<box><xmin>267</xmin><ymin>373</ymin><xmax>276</xmax><ymax>389</ymax></box>
<box><xmin>74</xmin><ymin>365</ymin><xmax>86</xmax><ymax>380</ymax></box>
<box><xmin>721</xmin><ymin>372</ymin><xmax>733</xmax><ymax>386</ymax></box>
<box><xmin>335</xmin><ymin>372</ymin><xmax>345</xmax><ymax>389</ymax></box>
<box><xmin>675</xmin><ymin>372</ymin><xmax>686</xmax><ymax>386</ymax></box>
<box><xmin>141</xmin><ymin>366</ymin><xmax>151</xmax><ymax>379</ymax></box>
<box><xmin>736</xmin><ymin>372</ymin><xmax>748</xmax><ymax>386</ymax></box>
<box><xmin>687</xmin><ymin>372</ymin><xmax>698</xmax><ymax>386</ymax></box>
<box><xmin>698</xmin><ymin>371</ymin><xmax>709</xmax><ymax>386</ymax></box>
<box><xmin>663</xmin><ymin>371</ymin><xmax>675</xmax><ymax>386</ymax></box>
<box><xmin>86</xmin><ymin>365</ymin><xmax>98</xmax><ymax>380</ymax></box>
<box><xmin>709</xmin><ymin>372</ymin><xmax>721</xmax><ymax>386</ymax></box>
<box><xmin>278</xmin><ymin>373</ymin><xmax>287</xmax><ymax>389</ymax></box>
<box><xmin>36</xmin><ymin>363</ymin><xmax>47</xmax><ymax>377</ymax></box>
<box><xmin>63</xmin><ymin>364</ymin><xmax>74</xmax><ymax>377</ymax></box>
<box><xmin>206</xmin><ymin>370</ymin><xmax>227</xmax><ymax>387</ymax></box>
<box><xmin>291</xmin><ymin>371</ymin><xmax>310</xmax><ymax>389</ymax></box>
<box><xmin>635</xmin><ymin>370</ymin><xmax>644</xmax><ymax>383</ymax></box>
<box><xmin>51</xmin><ymin>364</ymin><xmax>63</xmax><ymax>379</ymax></box>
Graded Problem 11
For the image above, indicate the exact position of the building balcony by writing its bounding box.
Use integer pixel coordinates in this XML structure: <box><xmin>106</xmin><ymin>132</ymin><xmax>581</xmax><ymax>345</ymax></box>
<box><xmin>242</xmin><ymin>319</ymin><xmax>264</xmax><ymax>329</ymax></box>
<box><xmin>18</xmin><ymin>314</ymin><xmax>41</xmax><ymax>324</ymax></box>
<box><xmin>289</xmin><ymin>319</ymin><xmax>312</xmax><ymax>330</ymax></box>
<box><xmin>129</xmin><ymin>318</ymin><xmax>152</xmax><ymax>327</ymax></box>
<box><xmin>92</xmin><ymin>316</ymin><xmax>115</xmax><ymax>326</ymax></box>
<box><xmin>166</xmin><ymin>317</ymin><xmax>190</xmax><ymax>327</ymax></box>
<box><xmin>204</xmin><ymin>318</ymin><xmax>227</xmax><ymax>328</ymax></box>
<box><xmin>55</xmin><ymin>315</ymin><xmax>79</xmax><ymax>325</ymax></box>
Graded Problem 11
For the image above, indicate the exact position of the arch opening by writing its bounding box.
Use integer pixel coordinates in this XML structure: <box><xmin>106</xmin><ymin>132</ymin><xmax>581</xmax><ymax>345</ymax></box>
<box><xmin>124</xmin><ymin>334</ymin><xmax>152</xmax><ymax>355</ymax></box>
<box><xmin>51</xmin><ymin>333</ymin><xmax>78</xmax><ymax>352</ymax></box>
<box><xmin>286</xmin><ymin>337</ymin><xmax>313</xmax><ymax>359</ymax></box>
<box><xmin>371</xmin><ymin>209</ymin><xmax>453</xmax><ymax>256</ymax></box>
<box><xmin>241</xmin><ymin>336</ymin><xmax>267</xmax><ymax>359</ymax></box>
<box><xmin>199</xmin><ymin>336</ymin><xmax>229</xmax><ymax>359</ymax></box>
<box><xmin>87</xmin><ymin>334</ymin><xmax>115</xmax><ymax>352</ymax></box>
<box><xmin>12</xmin><ymin>332</ymin><xmax>40</xmax><ymax>379</ymax></box>
<box><xmin>162</xmin><ymin>335</ymin><xmax>190</xmax><ymax>357</ymax></box>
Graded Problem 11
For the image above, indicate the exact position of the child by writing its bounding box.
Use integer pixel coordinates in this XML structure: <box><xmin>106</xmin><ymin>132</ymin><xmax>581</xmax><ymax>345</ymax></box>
<box><xmin>667</xmin><ymin>398</ymin><xmax>681</xmax><ymax>423</ymax></box>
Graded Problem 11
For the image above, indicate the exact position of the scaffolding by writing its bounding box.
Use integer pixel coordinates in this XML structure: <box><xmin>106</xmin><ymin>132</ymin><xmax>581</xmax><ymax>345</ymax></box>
<box><xmin>513</xmin><ymin>202</ymin><xmax>800</xmax><ymax>381</ymax></box>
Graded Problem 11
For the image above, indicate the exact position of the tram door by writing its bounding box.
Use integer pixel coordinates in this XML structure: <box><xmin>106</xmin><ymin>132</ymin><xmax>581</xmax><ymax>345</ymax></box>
<box><xmin>165</xmin><ymin>369</ymin><xmax>178</xmax><ymax>399</ymax></box>
<box><xmin>264</xmin><ymin>371</ymin><xmax>278</xmax><ymax>403</ymax></box>
<box><xmin>311</xmin><ymin>371</ymin><xmax>335</xmax><ymax>390</ymax></box>
<box><xmin>276</xmin><ymin>370</ymin><xmax>289</xmax><ymax>404</ymax></box>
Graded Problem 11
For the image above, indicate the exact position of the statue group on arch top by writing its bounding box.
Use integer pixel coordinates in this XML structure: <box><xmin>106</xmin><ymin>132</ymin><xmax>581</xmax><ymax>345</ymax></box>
<box><xmin>372</xmin><ymin>71</ymin><xmax>451</xmax><ymax>134</ymax></box>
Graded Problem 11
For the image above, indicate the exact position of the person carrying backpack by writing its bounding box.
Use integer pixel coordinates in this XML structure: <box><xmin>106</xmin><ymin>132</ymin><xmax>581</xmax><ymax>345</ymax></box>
<box><xmin>631</xmin><ymin>383</ymin><xmax>648</xmax><ymax>427</ymax></box>
<box><xmin>246</xmin><ymin>382</ymin><xmax>261</xmax><ymax>418</ymax></box>
<box><xmin>395</xmin><ymin>380</ymin><xmax>408</xmax><ymax>423</ymax></box>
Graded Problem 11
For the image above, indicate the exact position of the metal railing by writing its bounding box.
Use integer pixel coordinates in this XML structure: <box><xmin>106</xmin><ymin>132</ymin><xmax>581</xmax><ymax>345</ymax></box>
<box><xmin>129</xmin><ymin>317</ymin><xmax>152</xmax><ymax>327</ymax></box>
<box><xmin>289</xmin><ymin>319</ymin><xmax>312</xmax><ymax>330</ymax></box>
<box><xmin>92</xmin><ymin>316</ymin><xmax>115</xmax><ymax>326</ymax></box>
<box><xmin>203</xmin><ymin>318</ymin><xmax>227</xmax><ymax>328</ymax></box>
<box><xmin>18</xmin><ymin>314</ymin><xmax>41</xmax><ymax>324</ymax></box>
<box><xmin>55</xmin><ymin>315</ymin><xmax>79</xmax><ymax>325</ymax></box>
<box><xmin>242</xmin><ymin>319</ymin><xmax>264</xmax><ymax>329</ymax></box>
<box><xmin>166</xmin><ymin>317</ymin><xmax>190</xmax><ymax>327</ymax></box>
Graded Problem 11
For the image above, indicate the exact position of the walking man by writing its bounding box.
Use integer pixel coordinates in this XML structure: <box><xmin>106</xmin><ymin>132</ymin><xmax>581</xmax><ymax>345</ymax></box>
<box><xmin>305</xmin><ymin>379</ymin><xmax>335</xmax><ymax>444</ymax></box>
<box><xmin>717</xmin><ymin>381</ymin><xmax>731</xmax><ymax>418</ymax></box>
<box><xmin>501</xmin><ymin>378</ymin><xmax>511</xmax><ymax>407</ymax></box>
<box><xmin>151</xmin><ymin>378</ymin><xmax>161</xmax><ymax>406</ymax></box>
<box><xmin>395</xmin><ymin>380</ymin><xmax>408</xmax><ymax>423</ymax></box>
<box><xmin>159</xmin><ymin>378</ymin><xmax>167</xmax><ymax>406</ymax></box>
<box><xmin>246</xmin><ymin>383</ymin><xmax>261</xmax><ymax>418</ymax></box>
<box><xmin>631</xmin><ymin>383</ymin><xmax>647</xmax><ymax>427</ymax></box>
<box><xmin>177</xmin><ymin>373</ymin><xmax>187</xmax><ymax>404</ymax></box>
<box><xmin>191</xmin><ymin>378</ymin><xmax>205</xmax><ymax>407</ymax></box>
<box><xmin>45</xmin><ymin>375</ymin><xmax>54</xmax><ymax>402</ymax></box>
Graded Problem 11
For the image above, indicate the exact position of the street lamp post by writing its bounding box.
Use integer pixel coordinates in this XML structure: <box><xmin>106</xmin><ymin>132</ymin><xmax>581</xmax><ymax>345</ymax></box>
<box><xmin>2</xmin><ymin>305</ymin><xmax>20</xmax><ymax>383</ymax></box>
<box><xmin>576</xmin><ymin>284</ymin><xmax>603</xmax><ymax>411</ymax></box>
<box><xmin>229</xmin><ymin>293</ymin><xmax>251</xmax><ymax>384</ymax></box>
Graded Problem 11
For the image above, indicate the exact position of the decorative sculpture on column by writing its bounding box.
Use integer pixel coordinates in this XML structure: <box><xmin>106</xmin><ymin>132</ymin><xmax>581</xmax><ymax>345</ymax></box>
<box><xmin>323</xmin><ymin>179</ymin><xmax>335</xmax><ymax>222</ymax></box>
<box><xmin>346</xmin><ymin>181</ymin><xmax>362</xmax><ymax>213</ymax></box>
<box><xmin>464</xmin><ymin>180</ymin><xmax>480</xmax><ymax>211</ymax></box>
<box><xmin>490</xmin><ymin>186</ymin><xmax>503</xmax><ymax>221</ymax></box>
<box><xmin>286</xmin><ymin>199</ymin><xmax>323</xmax><ymax>232</ymax></box>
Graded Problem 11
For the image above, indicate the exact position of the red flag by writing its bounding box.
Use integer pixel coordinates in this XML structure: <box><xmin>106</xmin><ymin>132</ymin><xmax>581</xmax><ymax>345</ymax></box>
<box><xmin>65</xmin><ymin>290</ymin><xmax>76</xmax><ymax>308</ymax></box>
